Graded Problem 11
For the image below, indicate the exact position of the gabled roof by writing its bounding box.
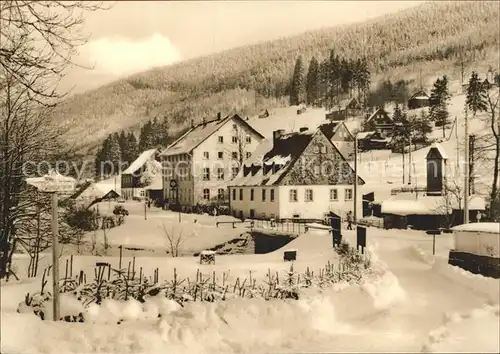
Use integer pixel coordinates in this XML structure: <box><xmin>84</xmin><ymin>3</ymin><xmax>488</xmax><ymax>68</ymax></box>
<box><xmin>331</xmin><ymin>97</ymin><xmax>360</xmax><ymax>111</ymax></box>
<box><xmin>426</xmin><ymin>143</ymin><xmax>448</xmax><ymax>160</ymax></box>
<box><xmin>230</xmin><ymin>127</ymin><xmax>365</xmax><ymax>187</ymax></box>
<box><xmin>160</xmin><ymin>114</ymin><xmax>264</xmax><ymax>157</ymax></box>
<box><xmin>366</xmin><ymin>107</ymin><xmax>393</xmax><ymax>123</ymax></box>
<box><xmin>122</xmin><ymin>149</ymin><xmax>158</xmax><ymax>174</ymax></box>
<box><xmin>318</xmin><ymin>122</ymin><xmax>341</xmax><ymax>140</ymax></box>
<box><xmin>409</xmin><ymin>90</ymin><xmax>429</xmax><ymax>100</ymax></box>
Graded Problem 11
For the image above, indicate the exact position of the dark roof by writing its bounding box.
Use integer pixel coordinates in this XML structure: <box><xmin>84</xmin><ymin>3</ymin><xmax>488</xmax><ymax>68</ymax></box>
<box><xmin>318</xmin><ymin>122</ymin><xmax>341</xmax><ymax>140</ymax></box>
<box><xmin>160</xmin><ymin>114</ymin><xmax>264</xmax><ymax>156</ymax></box>
<box><xmin>263</xmin><ymin>130</ymin><xmax>314</xmax><ymax>165</ymax></box>
<box><xmin>409</xmin><ymin>90</ymin><xmax>430</xmax><ymax>100</ymax></box>
<box><xmin>230</xmin><ymin>127</ymin><xmax>365</xmax><ymax>187</ymax></box>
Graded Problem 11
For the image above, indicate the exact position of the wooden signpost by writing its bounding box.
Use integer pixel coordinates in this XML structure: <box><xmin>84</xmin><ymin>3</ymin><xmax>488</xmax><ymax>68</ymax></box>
<box><xmin>426</xmin><ymin>229</ymin><xmax>442</xmax><ymax>255</ymax></box>
<box><xmin>26</xmin><ymin>171</ymin><xmax>76</xmax><ymax>321</ymax></box>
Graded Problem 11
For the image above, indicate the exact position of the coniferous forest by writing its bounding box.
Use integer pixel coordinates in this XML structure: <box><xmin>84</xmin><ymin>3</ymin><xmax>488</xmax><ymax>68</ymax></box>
<box><xmin>53</xmin><ymin>1</ymin><xmax>499</xmax><ymax>159</ymax></box>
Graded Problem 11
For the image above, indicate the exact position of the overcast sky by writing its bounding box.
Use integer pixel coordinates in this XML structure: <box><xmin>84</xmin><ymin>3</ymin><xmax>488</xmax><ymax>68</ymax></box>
<box><xmin>63</xmin><ymin>0</ymin><xmax>423</xmax><ymax>95</ymax></box>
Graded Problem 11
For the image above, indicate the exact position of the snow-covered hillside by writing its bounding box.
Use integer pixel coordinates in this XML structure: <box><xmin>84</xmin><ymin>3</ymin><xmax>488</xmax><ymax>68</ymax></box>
<box><xmin>247</xmin><ymin>92</ymin><xmax>495</xmax><ymax>198</ymax></box>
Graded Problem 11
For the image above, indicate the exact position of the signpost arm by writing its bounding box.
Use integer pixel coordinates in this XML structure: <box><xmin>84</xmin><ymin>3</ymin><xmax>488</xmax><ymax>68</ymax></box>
<box><xmin>51</xmin><ymin>192</ymin><xmax>60</xmax><ymax>321</ymax></box>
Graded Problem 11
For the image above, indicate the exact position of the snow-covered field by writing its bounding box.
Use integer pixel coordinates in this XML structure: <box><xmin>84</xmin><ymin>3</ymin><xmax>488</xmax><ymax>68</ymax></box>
<box><xmin>2</xmin><ymin>224</ymin><xmax>499</xmax><ymax>353</ymax></box>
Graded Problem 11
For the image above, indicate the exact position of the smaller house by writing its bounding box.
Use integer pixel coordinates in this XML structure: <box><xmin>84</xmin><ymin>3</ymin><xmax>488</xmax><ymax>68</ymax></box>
<box><xmin>449</xmin><ymin>223</ymin><xmax>500</xmax><ymax>278</ymax></box>
<box><xmin>258</xmin><ymin>109</ymin><xmax>270</xmax><ymax>119</ymax></box>
<box><xmin>380</xmin><ymin>143</ymin><xmax>486</xmax><ymax>230</ymax></box>
<box><xmin>70</xmin><ymin>182</ymin><xmax>120</xmax><ymax>208</ymax></box>
<box><xmin>121</xmin><ymin>149</ymin><xmax>160</xmax><ymax>200</ymax></box>
<box><xmin>319</xmin><ymin>121</ymin><xmax>356</xmax><ymax>160</ymax></box>
<box><xmin>365</xmin><ymin>107</ymin><xmax>394</xmax><ymax>138</ymax></box>
<box><xmin>326</xmin><ymin>98</ymin><xmax>363</xmax><ymax>121</ymax></box>
<box><xmin>143</xmin><ymin>174</ymin><xmax>163</xmax><ymax>206</ymax></box>
<box><xmin>407</xmin><ymin>90</ymin><xmax>430</xmax><ymax>110</ymax></box>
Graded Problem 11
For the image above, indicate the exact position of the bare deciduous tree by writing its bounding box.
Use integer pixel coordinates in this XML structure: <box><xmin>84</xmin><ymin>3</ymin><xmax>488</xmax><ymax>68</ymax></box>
<box><xmin>159</xmin><ymin>223</ymin><xmax>193</xmax><ymax>257</ymax></box>
<box><xmin>0</xmin><ymin>1</ymin><xmax>109</xmax><ymax>279</ymax></box>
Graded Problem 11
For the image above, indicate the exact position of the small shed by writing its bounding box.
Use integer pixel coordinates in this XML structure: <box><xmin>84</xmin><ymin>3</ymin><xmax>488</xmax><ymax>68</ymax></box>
<box><xmin>408</xmin><ymin>90</ymin><xmax>430</xmax><ymax>110</ymax></box>
<box><xmin>449</xmin><ymin>222</ymin><xmax>500</xmax><ymax>278</ymax></box>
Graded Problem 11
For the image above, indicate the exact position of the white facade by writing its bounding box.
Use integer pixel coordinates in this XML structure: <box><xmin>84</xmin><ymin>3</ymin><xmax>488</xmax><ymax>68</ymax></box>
<box><xmin>452</xmin><ymin>223</ymin><xmax>500</xmax><ymax>257</ymax></box>
<box><xmin>229</xmin><ymin>184</ymin><xmax>363</xmax><ymax>220</ymax></box>
<box><xmin>162</xmin><ymin>116</ymin><xmax>263</xmax><ymax>206</ymax></box>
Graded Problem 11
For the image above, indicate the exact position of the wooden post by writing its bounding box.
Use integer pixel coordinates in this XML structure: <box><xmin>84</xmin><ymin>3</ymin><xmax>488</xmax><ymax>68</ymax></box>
<box><xmin>464</xmin><ymin>105</ymin><xmax>470</xmax><ymax>224</ymax></box>
<box><xmin>144</xmin><ymin>200</ymin><xmax>147</xmax><ymax>220</ymax></box>
<box><xmin>433</xmin><ymin>234</ymin><xmax>436</xmax><ymax>256</ymax></box>
<box><xmin>51</xmin><ymin>192</ymin><xmax>60</xmax><ymax>321</ymax></box>
<box><xmin>354</xmin><ymin>134</ymin><xmax>358</xmax><ymax>225</ymax></box>
<box><xmin>408</xmin><ymin>132</ymin><xmax>412</xmax><ymax>185</ymax></box>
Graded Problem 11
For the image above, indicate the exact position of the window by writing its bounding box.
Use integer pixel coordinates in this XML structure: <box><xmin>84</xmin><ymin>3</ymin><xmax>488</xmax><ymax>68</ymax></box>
<box><xmin>140</xmin><ymin>190</ymin><xmax>145</xmax><ymax>197</ymax></box>
<box><xmin>289</xmin><ymin>189</ymin><xmax>298</xmax><ymax>202</ymax></box>
<box><xmin>315</xmin><ymin>143</ymin><xmax>327</xmax><ymax>154</ymax></box>
<box><xmin>203</xmin><ymin>151</ymin><xmax>209</xmax><ymax>159</ymax></box>
<box><xmin>232</xmin><ymin>136</ymin><xmax>238</xmax><ymax>144</ymax></box>
<box><xmin>246</xmin><ymin>152</ymin><xmax>251</xmax><ymax>159</ymax></box>
<box><xmin>232</xmin><ymin>123</ymin><xmax>237</xmax><ymax>130</ymax></box>
<box><xmin>232</xmin><ymin>167</ymin><xmax>239</xmax><ymax>178</ymax></box>
<box><xmin>232</xmin><ymin>152</ymin><xmax>238</xmax><ymax>160</ymax></box>
<box><xmin>217</xmin><ymin>168</ymin><xmax>224</xmax><ymax>180</ymax></box>
<box><xmin>262</xmin><ymin>189</ymin><xmax>266</xmax><ymax>201</ymax></box>
<box><xmin>203</xmin><ymin>189</ymin><xmax>210</xmax><ymax>200</ymax></box>
<box><xmin>203</xmin><ymin>168</ymin><xmax>210</xmax><ymax>181</ymax></box>
<box><xmin>305</xmin><ymin>189</ymin><xmax>313</xmax><ymax>202</ymax></box>
<box><xmin>330</xmin><ymin>188</ymin><xmax>338</xmax><ymax>201</ymax></box>
<box><xmin>345</xmin><ymin>188</ymin><xmax>353</xmax><ymax>201</ymax></box>
<box><xmin>246</xmin><ymin>135</ymin><xmax>251</xmax><ymax>144</ymax></box>
<box><xmin>217</xmin><ymin>151</ymin><xmax>224</xmax><ymax>160</ymax></box>
<box><xmin>232</xmin><ymin>189</ymin><xmax>236</xmax><ymax>200</ymax></box>
<box><xmin>250</xmin><ymin>189</ymin><xmax>254</xmax><ymax>201</ymax></box>
<box><xmin>218</xmin><ymin>136</ymin><xmax>224</xmax><ymax>143</ymax></box>
<box><xmin>239</xmin><ymin>189</ymin><xmax>243</xmax><ymax>201</ymax></box>
<box><xmin>270</xmin><ymin>189</ymin><xmax>275</xmax><ymax>202</ymax></box>
<box><xmin>217</xmin><ymin>188</ymin><xmax>225</xmax><ymax>200</ymax></box>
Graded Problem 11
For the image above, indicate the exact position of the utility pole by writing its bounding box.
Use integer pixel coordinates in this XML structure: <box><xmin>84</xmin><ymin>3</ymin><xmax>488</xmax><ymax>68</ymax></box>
<box><xmin>51</xmin><ymin>192</ymin><xmax>60</xmax><ymax>321</ymax></box>
<box><xmin>402</xmin><ymin>147</ymin><xmax>405</xmax><ymax>185</ymax></box>
<box><xmin>464</xmin><ymin>105</ymin><xmax>470</xmax><ymax>224</ymax></box>
<box><xmin>455</xmin><ymin>116</ymin><xmax>459</xmax><ymax>173</ymax></box>
<box><xmin>354</xmin><ymin>134</ymin><xmax>358</xmax><ymax>225</ymax></box>
<box><xmin>144</xmin><ymin>199</ymin><xmax>147</xmax><ymax>220</ymax></box>
<box><xmin>408</xmin><ymin>131</ymin><xmax>412</xmax><ymax>185</ymax></box>
<box><xmin>469</xmin><ymin>134</ymin><xmax>475</xmax><ymax>195</ymax></box>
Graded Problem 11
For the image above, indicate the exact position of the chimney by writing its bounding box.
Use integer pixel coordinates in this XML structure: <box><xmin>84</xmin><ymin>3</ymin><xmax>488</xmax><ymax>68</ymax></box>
<box><xmin>217</xmin><ymin>112</ymin><xmax>221</xmax><ymax>120</ymax></box>
<box><xmin>202</xmin><ymin>117</ymin><xmax>206</xmax><ymax>125</ymax></box>
<box><xmin>273</xmin><ymin>129</ymin><xmax>285</xmax><ymax>145</ymax></box>
<box><xmin>299</xmin><ymin>127</ymin><xmax>308</xmax><ymax>133</ymax></box>
<box><xmin>190</xmin><ymin>119</ymin><xmax>194</xmax><ymax>128</ymax></box>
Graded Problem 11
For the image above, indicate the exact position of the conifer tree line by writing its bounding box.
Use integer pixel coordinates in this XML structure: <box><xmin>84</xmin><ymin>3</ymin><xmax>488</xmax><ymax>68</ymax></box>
<box><xmin>94</xmin><ymin>117</ymin><xmax>171</xmax><ymax>177</ymax></box>
<box><xmin>289</xmin><ymin>51</ymin><xmax>371</xmax><ymax>109</ymax></box>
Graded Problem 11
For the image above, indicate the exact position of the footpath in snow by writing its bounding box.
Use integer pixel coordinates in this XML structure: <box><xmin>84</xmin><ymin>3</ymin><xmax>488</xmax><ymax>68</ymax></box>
<box><xmin>1</xmin><ymin>227</ymin><xmax>499</xmax><ymax>353</ymax></box>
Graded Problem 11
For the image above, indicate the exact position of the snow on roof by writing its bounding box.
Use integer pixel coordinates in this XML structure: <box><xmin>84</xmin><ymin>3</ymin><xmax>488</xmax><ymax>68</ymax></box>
<box><xmin>143</xmin><ymin>174</ymin><xmax>163</xmax><ymax>190</ymax></box>
<box><xmin>160</xmin><ymin>114</ymin><xmax>264</xmax><ymax>157</ymax></box>
<box><xmin>426</xmin><ymin>143</ymin><xmax>449</xmax><ymax>160</ymax></box>
<box><xmin>201</xmin><ymin>250</ymin><xmax>216</xmax><ymax>255</ymax></box>
<box><xmin>409</xmin><ymin>90</ymin><xmax>429</xmax><ymax>100</ymax></box>
<box><xmin>122</xmin><ymin>149</ymin><xmax>157</xmax><ymax>174</ymax></box>
<box><xmin>230</xmin><ymin>130</ymin><xmax>315</xmax><ymax>187</ymax></box>
<box><xmin>381</xmin><ymin>194</ymin><xmax>486</xmax><ymax>216</ymax></box>
<box><xmin>357</xmin><ymin>131</ymin><xmax>375</xmax><ymax>139</ymax></box>
<box><xmin>452</xmin><ymin>223</ymin><xmax>499</xmax><ymax>234</ymax></box>
<box><xmin>366</xmin><ymin>107</ymin><xmax>393</xmax><ymax>123</ymax></box>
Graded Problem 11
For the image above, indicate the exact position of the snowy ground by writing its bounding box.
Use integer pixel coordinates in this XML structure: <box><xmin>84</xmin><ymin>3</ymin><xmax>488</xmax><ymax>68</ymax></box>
<box><xmin>2</xmin><ymin>225</ymin><xmax>499</xmax><ymax>353</ymax></box>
